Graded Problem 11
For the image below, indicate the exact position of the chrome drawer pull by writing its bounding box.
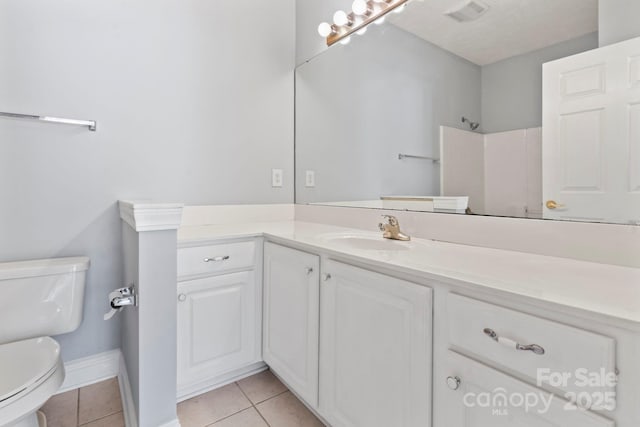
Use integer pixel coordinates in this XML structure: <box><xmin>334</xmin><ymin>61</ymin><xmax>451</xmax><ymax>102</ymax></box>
<box><xmin>483</xmin><ymin>328</ymin><xmax>545</xmax><ymax>355</ymax></box>
<box><xmin>203</xmin><ymin>255</ymin><xmax>230</xmax><ymax>263</ymax></box>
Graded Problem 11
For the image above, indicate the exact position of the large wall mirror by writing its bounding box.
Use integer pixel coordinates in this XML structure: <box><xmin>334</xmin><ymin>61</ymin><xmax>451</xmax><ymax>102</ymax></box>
<box><xmin>295</xmin><ymin>0</ymin><xmax>640</xmax><ymax>225</ymax></box>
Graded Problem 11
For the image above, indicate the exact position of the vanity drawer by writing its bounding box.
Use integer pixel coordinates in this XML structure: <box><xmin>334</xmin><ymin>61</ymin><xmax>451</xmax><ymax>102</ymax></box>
<box><xmin>178</xmin><ymin>240</ymin><xmax>256</xmax><ymax>279</ymax></box>
<box><xmin>446</xmin><ymin>293</ymin><xmax>616</xmax><ymax>400</ymax></box>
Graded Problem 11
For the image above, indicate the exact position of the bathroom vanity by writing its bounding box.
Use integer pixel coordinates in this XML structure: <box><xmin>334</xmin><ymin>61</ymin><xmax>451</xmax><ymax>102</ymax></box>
<box><xmin>175</xmin><ymin>219</ymin><xmax>640</xmax><ymax>427</ymax></box>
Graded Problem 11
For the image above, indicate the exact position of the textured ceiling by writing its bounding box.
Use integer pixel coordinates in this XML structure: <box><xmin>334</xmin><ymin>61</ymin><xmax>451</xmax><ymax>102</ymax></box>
<box><xmin>388</xmin><ymin>0</ymin><xmax>598</xmax><ymax>65</ymax></box>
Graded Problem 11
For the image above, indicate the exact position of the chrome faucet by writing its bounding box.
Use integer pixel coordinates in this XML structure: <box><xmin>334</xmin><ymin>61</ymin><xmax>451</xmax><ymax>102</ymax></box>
<box><xmin>378</xmin><ymin>215</ymin><xmax>411</xmax><ymax>241</ymax></box>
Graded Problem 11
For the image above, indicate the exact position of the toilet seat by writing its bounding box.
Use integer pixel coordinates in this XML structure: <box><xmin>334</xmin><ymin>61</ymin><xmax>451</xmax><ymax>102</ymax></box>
<box><xmin>0</xmin><ymin>338</ymin><xmax>60</xmax><ymax>407</ymax></box>
<box><xmin>0</xmin><ymin>337</ymin><xmax>64</xmax><ymax>427</ymax></box>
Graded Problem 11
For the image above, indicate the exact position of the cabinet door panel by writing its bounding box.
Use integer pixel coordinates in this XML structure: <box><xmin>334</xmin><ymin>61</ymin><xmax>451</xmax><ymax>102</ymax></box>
<box><xmin>263</xmin><ymin>242</ymin><xmax>320</xmax><ymax>407</ymax></box>
<box><xmin>320</xmin><ymin>260</ymin><xmax>432</xmax><ymax>427</ymax></box>
<box><xmin>177</xmin><ymin>271</ymin><xmax>258</xmax><ymax>389</ymax></box>
<box><xmin>441</xmin><ymin>351</ymin><xmax>614</xmax><ymax>427</ymax></box>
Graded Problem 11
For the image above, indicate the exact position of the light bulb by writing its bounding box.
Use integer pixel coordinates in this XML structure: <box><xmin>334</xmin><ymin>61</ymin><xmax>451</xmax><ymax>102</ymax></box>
<box><xmin>374</xmin><ymin>15</ymin><xmax>386</xmax><ymax>25</ymax></box>
<box><xmin>333</xmin><ymin>10</ymin><xmax>349</xmax><ymax>26</ymax></box>
<box><xmin>352</xmin><ymin>0</ymin><xmax>368</xmax><ymax>15</ymax></box>
<box><xmin>317</xmin><ymin>22</ymin><xmax>333</xmax><ymax>37</ymax></box>
<box><xmin>340</xmin><ymin>36</ymin><xmax>352</xmax><ymax>45</ymax></box>
<box><xmin>356</xmin><ymin>26</ymin><xmax>368</xmax><ymax>35</ymax></box>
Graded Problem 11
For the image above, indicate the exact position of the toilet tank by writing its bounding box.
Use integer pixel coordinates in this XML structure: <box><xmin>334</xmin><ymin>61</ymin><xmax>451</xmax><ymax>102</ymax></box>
<box><xmin>0</xmin><ymin>257</ymin><xmax>90</xmax><ymax>344</ymax></box>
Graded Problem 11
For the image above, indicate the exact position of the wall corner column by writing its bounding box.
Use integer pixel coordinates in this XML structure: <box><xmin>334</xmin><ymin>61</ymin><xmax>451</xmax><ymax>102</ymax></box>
<box><xmin>119</xmin><ymin>200</ymin><xmax>184</xmax><ymax>427</ymax></box>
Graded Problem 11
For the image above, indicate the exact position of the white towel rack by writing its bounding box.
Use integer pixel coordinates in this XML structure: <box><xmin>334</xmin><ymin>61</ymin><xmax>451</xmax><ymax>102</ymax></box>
<box><xmin>398</xmin><ymin>153</ymin><xmax>439</xmax><ymax>163</ymax></box>
<box><xmin>0</xmin><ymin>111</ymin><xmax>97</xmax><ymax>131</ymax></box>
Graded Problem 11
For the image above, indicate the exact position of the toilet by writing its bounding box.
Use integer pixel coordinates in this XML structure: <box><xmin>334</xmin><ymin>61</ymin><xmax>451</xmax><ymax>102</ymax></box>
<box><xmin>0</xmin><ymin>257</ymin><xmax>89</xmax><ymax>427</ymax></box>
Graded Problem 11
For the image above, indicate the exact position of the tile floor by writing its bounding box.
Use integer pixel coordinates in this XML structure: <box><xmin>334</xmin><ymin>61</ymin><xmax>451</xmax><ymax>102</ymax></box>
<box><xmin>41</xmin><ymin>377</ymin><xmax>125</xmax><ymax>427</ymax></box>
<box><xmin>178</xmin><ymin>370</ymin><xmax>325</xmax><ymax>427</ymax></box>
<box><xmin>41</xmin><ymin>370</ymin><xmax>324</xmax><ymax>427</ymax></box>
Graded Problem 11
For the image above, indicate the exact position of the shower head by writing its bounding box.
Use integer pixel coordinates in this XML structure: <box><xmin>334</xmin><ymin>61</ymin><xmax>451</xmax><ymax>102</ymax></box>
<box><xmin>461</xmin><ymin>116</ymin><xmax>480</xmax><ymax>131</ymax></box>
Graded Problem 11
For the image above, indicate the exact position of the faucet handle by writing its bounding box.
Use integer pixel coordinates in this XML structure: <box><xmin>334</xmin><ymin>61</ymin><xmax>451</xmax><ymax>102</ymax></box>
<box><xmin>382</xmin><ymin>214</ymin><xmax>399</xmax><ymax>226</ymax></box>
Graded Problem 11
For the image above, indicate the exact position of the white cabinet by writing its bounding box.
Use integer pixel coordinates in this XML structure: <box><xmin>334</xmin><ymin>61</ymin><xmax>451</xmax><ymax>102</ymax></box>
<box><xmin>319</xmin><ymin>260</ymin><xmax>432</xmax><ymax>427</ymax></box>
<box><xmin>440</xmin><ymin>351</ymin><xmax>614</xmax><ymax>427</ymax></box>
<box><xmin>263</xmin><ymin>242</ymin><xmax>320</xmax><ymax>407</ymax></box>
<box><xmin>177</xmin><ymin>240</ymin><xmax>261</xmax><ymax>400</ymax></box>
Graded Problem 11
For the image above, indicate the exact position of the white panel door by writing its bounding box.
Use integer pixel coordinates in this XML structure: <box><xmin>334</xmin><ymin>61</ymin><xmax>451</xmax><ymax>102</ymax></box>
<box><xmin>263</xmin><ymin>242</ymin><xmax>320</xmax><ymax>407</ymax></box>
<box><xmin>441</xmin><ymin>351</ymin><xmax>614</xmax><ymax>427</ymax></box>
<box><xmin>177</xmin><ymin>271</ymin><xmax>259</xmax><ymax>390</ymax></box>
<box><xmin>543</xmin><ymin>36</ymin><xmax>640</xmax><ymax>223</ymax></box>
<box><xmin>320</xmin><ymin>260</ymin><xmax>432</xmax><ymax>427</ymax></box>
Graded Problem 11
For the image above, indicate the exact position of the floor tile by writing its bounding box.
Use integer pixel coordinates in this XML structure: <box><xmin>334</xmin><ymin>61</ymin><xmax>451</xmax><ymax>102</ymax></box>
<box><xmin>256</xmin><ymin>391</ymin><xmax>324</xmax><ymax>427</ymax></box>
<box><xmin>78</xmin><ymin>378</ymin><xmax>123</xmax><ymax>425</ymax></box>
<box><xmin>178</xmin><ymin>383</ymin><xmax>252</xmax><ymax>427</ymax></box>
<box><xmin>40</xmin><ymin>389</ymin><xmax>79</xmax><ymax>427</ymax></box>
<box><xmin>212</xmin><ymin>407</ymin><xmax>268</xmax><ymax>427</ymax></box>
<box><xmin>79</xmin><ymin>411</ymin><xmax>125</xmax><ymax>427</ymax></box>
<box><xmin>237</xmin><ymin>370</ymin><xmax>288</xmax><ymax>404</ymax></box>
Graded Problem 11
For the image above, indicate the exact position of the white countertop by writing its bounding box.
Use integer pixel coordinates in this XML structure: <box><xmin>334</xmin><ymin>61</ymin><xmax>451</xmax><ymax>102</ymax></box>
<box><xmin>178</xmin><ymin>221</ymin><xmax>640</xmax><ymax>327</ymax></box>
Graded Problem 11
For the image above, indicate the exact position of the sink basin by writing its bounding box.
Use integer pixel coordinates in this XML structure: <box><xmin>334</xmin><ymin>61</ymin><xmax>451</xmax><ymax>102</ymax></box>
<box><xmin>319</xmin><ymin>232</ymin><xmax>417</xmax><ymax>251</ymax></box>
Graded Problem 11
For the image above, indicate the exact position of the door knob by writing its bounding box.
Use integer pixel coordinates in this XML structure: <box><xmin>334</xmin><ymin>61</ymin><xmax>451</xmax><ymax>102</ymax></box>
<box><xmin>545</xmin><ymin>200</ymin><xmax>565</xmax><ymax>210</ymax></box>
<box><xmin>446</xmin><ymin>376</ymin><xmax>461</xmax><ymax>390</ymax></box>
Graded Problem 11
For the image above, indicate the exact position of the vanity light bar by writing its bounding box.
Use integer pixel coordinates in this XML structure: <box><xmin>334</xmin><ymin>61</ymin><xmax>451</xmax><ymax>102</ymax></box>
<box><xmin>318</xmin><ymin>0</ymin><xmax>410</xmax><ymax>46</ymax></box>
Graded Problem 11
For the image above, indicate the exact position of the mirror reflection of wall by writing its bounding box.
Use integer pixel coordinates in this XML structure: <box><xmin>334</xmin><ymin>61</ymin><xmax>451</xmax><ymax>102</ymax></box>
<box><xmin>297</xmin><ymin>0</ymin><xmax>640</xmax><ymax>224</ymax></box>
<box><xmin>296</xmin><ymin>22</ymin><xmax>481</xmax><ymax>206</ymax></box>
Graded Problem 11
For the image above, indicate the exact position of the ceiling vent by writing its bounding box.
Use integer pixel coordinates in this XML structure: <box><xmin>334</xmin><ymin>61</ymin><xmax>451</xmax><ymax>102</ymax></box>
<box><xmin>445</xmin><ymin>0</ymin><xmax>489</xmax><ymax>23</ymax></box>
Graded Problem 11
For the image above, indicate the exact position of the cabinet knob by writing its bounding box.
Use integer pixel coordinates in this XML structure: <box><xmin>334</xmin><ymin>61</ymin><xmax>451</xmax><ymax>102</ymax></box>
<box><xmin>446</xmin><ymin>376</ymin><xmax>461</xmax><ymax>390</ymax></box>
<box><xmin>322</xmin><ymin>273</ymin><xmax>332</xmax><ymax>281</ymax></box>
<box><xmin>305</xmin><ymin>267</ymin><xmax>314</xmax><ymax>275</ymax></box>
<box><xmin>178</xmin><ymin>293</ymin><xmax>187</xmax><ymax>302</ymax></box>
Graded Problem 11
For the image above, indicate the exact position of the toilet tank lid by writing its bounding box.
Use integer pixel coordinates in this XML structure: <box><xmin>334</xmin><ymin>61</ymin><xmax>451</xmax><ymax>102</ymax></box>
<box><xmin>0</xmin><ymin>257</ymin><xmax>90</xmax><ymax>281</ymax></box>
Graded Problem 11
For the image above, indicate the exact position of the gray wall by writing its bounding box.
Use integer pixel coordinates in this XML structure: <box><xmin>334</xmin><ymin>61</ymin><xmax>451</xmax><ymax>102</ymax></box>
<box><xmin>296</xmin><ymin>24</ymin><xmax>481</xmax><ymax>203</ymax></box>
<box><xmin>599</xmin><ymin>0</ymin><xmax>640</xmax><ymax>46</ymax></box>
<box><xmin>480</xmin><ymin>32</ymin><xmax>598</xmax><ymax>133</ymax></box>
<box><xmin>0</xmin><ymin>0</ymin><xmax>294</xmax><ymax>361</ymax></box>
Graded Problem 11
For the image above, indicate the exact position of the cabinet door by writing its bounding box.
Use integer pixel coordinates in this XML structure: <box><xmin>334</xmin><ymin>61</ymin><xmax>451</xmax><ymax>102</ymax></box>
<box><xmin>177</xmin><ymin>271</ymin><xmax>259</xmax><ymax>390</ymax></box>
<box><xmin>440</xmin><ymin>351</ymin><xmax>614</xmax><ymax>427</ymax></box>
<box><xmin>320</xmin><ymin>260</ymin><xmax>432</xmax><ymax>427</ymax></box>
<box><xmin>263</xmin><ymin>242</ymin><xmax>320</xmax><ymax>406</ymax></box>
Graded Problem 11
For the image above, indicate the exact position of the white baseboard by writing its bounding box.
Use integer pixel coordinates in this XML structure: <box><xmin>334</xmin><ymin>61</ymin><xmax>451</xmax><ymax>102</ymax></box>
<box><xmin>177</xmin><ymin>362</ymin><xmax>267</xmax><ymax>402</ymax></box>
<box><xmin>118</xmin><ymin>352</ymin><xmax>138</xmax><ymax>427</ymax></box>
<box><xmin>58</xmin><ymin>349</ymin><xmax>120</xmax><ymax>393</ymax></box>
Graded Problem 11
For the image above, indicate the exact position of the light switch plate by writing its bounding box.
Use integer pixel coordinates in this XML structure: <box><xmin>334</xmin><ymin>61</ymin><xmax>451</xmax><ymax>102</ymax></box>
<box><xmin>305</xmin><ymin>170</ymin><xmax>315</xmax><ymax>187</ymax></box>
<box><xmin>272</xmin><ymin>169</ymin><xmax>283</xmax><ymax>187</ymax></box>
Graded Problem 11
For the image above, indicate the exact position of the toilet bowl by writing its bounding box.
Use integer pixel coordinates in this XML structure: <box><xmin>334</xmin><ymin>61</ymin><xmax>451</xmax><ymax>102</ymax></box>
<box><xmin>0</xmin><ymin>257</ymin><xmax>89</xmax><ymax>427</ymax></box>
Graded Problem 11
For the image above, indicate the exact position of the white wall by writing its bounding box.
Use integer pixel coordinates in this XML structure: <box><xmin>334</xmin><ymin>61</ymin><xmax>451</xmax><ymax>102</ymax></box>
<box><xmin>0</xmin><ymin>0</ymin><xmax>294</xmax><ymax>361</ymax></box>
<box><xmin>481</xmin><ymin>32</ymin><xmax>598</xmax><ymax>133</ymax></box>
<box><xmin>599</xmin><ymin>0</ymin><xmax>640</xmax><ymax>46</ymax></box>
<box><xmin>439</xmin><ymin>127</ymin><xmax>485</xmax><ymax>214</ymax></box>
<box><xmin>484</xmin><ymin>128</ymin><xmax>542</xmax><ymax>218</ymax></box>
<box><xmin>296</xmin><ymin>24</ymin><xmax>481</xmax><ymax>204</ymax></box>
